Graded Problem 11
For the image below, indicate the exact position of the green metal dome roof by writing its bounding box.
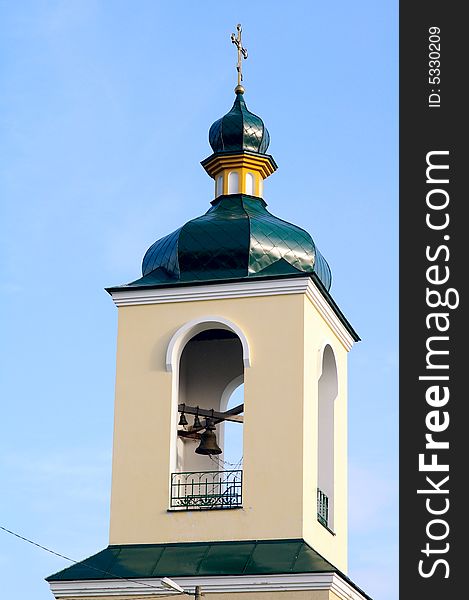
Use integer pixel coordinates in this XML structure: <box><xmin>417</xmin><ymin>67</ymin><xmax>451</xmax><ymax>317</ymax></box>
<box><xmin>209</xmin><ymin>92</ymin><xmax>270</xmax><ymax>154</ymax></box>
<box><xmin>130</xmin><ymin>195</ymin><xmax>331</xmax><ymax>289</ymax></box>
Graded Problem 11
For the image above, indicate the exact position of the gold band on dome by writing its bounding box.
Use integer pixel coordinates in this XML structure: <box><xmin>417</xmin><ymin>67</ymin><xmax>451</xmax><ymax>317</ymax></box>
<box><xmin>202</xmin><ymin>152</ymin><xmax>277</xmax><ymax>180</ymax></box>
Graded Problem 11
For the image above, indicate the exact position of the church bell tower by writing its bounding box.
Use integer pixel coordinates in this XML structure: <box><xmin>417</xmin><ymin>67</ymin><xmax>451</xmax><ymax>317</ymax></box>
<box><xmin>47</xmin><ymin>24</ymin><xmax>372</xmax><ymax>600</ymax></box>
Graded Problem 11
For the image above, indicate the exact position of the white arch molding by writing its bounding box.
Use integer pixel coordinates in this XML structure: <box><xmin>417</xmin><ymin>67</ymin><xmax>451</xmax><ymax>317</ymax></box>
<box><xmin>317</xmin><ymin>339</ymin><xmax>339</xmax><ymax>381</ymax></box>
<box><xmin>218</xmin><ymin>374</ymin><xmax>245</xmax><ymax>459</ymax></box>
<box><xmin>220</xmin><ymin>374</ymin><xmax>244</xmax><ymax>412</ymax></box>
<box><xmin>165</xmin><ymin>316</ymin><xmax>251</xmax><ymax>372</ymax></box>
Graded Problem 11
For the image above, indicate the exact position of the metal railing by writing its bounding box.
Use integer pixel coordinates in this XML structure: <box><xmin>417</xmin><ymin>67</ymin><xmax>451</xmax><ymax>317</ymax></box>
<box><xmin>170</xmin><ymin>470</ymin><xmax>242</xmax><ymax>509</ymax></box>
<box><xmin>317</xmin><ymin>488</ymin><xmax>329</xmax><ymax>527</ymax></box>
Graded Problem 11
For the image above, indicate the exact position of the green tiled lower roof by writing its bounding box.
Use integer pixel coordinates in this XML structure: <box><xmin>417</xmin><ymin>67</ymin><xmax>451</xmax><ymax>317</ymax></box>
<box><xmin>46</xmin><ymin>538</ymin><xmax>372</xmax><ymax>599</ymax></box>
<box><xmin>47</xmin><ymin>539</ymin><xmax>332</xmax><ymax>581</ymax></box>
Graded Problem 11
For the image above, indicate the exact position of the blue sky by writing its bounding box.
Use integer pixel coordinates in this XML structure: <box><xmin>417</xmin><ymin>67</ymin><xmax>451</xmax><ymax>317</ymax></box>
<box><xmin>0</xmin><ymin>2</ymin><xmax>398</xmax><ymax>599</ymax></box>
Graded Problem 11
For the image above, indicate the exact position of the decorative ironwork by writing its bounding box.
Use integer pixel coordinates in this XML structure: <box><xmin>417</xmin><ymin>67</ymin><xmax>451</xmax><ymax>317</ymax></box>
<box><xmin>171</xmin><ymin>470</ymin><xmax>242</xmax><ymax>509</ymax></box>
<box><xmin>317</xmin><ymin>488</ymin><xmax>329</xmax><ymax>527</ymax></box>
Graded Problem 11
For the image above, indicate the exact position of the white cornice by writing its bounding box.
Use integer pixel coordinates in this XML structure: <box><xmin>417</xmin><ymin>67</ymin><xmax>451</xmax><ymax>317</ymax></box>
<box><xmin>109</xmin><ymin>277</ymin><xmax>355</xmax><ymax>351</ymax></box>
<box><xmin>49</xmin><ymin>572</ymin><xmax>369</xmax><ymax>599</ymax></box>
<box><xmin>109</xmin><ymin>277</ymin><xmax>310</xmax><ymax>306</ymax></box>
<box><xmin>304</xmin><ymin>279</ymin><xmax>355</xmax><ymax>350</ymax></box>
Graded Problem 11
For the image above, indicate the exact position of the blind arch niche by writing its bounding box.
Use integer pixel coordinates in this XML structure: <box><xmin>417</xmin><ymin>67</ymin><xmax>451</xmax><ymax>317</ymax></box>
<box><xmin>317</xmin><ymin>344</ymin><xmax>338</xmax><ymax>528</ymax></box>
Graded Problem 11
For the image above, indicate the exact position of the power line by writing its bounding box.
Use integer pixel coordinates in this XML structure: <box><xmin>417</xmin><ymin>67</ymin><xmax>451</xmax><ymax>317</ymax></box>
<box><xmin>0</xmin><ymin>525</ymin><xmax>181</xmax><ymax>596</ymax></box>
<box><xmin>1</xmin><ymin>525</ymin><xmax>79</xmax><ymax>563</ymax></box>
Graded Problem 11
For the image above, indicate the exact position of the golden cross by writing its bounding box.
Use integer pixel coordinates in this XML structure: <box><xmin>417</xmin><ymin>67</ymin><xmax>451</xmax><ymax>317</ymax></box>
<box><xmin>231</xmin><ymin>24</ymin><xmax>248</xmax><ymax>89</ymax></box>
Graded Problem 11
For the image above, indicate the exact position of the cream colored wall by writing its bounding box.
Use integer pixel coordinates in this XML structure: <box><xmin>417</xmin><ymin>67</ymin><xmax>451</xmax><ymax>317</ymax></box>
<box><xmin>109</xmin><ymin>290</ymin><xmax>350</xmax><ymax>572</ymax></box>
<box><xmin>302</xmin><ymin>296</ymin><xmax>349</xmax><ymax>572</ymax></box>
<box><xmin>110</xmin><ymin>294</ymin><xmax>305</xmax><ymax>546</ymax></box>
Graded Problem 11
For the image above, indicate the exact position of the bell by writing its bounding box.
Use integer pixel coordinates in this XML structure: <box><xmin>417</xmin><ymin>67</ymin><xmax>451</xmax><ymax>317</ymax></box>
<box><xmin>193</xmin><ymin>409</ymin><xmax>202</xmax><ymax>430</ymax></box>
<box><xmin>178</xmin><ymin>411</ymin><xmax>188</xmax><ymax>427</ymax></box>
<box><xmin>195</xmin><ymin>419</ymin><xmax>222</xmax><ymax>455</ymax></box>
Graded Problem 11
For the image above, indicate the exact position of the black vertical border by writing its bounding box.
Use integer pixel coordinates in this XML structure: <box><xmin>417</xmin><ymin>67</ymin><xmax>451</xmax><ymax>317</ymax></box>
<box><xmin>400</xmin><ymin>3</ymin><xmax>465</xmax><ymax>598</ymax></box>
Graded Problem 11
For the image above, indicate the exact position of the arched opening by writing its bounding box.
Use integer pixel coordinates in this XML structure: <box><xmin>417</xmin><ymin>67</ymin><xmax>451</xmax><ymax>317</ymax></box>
<box><xmin>317</xmin><ymin>345</ymin><xmax>338</xmax><ymax>529</ymax></box>
<box><xmin>171</xmin><ymin>328</ymin><xmax>244</xmax><ymax>509</ymax></box>
<box><xmin>245</xmin><ymin>172</ymin><xmax>254</xmax><ymax>195</ymax></box>
<box><xmin>216</xmin><ymin>174</ymin><xmax>223</xmax><ymax>197</ymax></box>
<box><xmin>228</xmin><ymin>171</ymin><xmax>239</xmax><ymax>194</ymax></box>
<box><xmin>220</xmin><ymin>379</ymin><xmax>244</xmax><ymax>468</ymax></box>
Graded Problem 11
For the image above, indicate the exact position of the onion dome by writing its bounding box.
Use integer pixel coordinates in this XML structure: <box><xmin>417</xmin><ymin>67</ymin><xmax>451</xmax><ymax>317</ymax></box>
<box><xmin>126</xmin><ymin>195</ymin><xmax>331</xmax><ymax>290</ymax></box>
<box><xmin>108</xmin><ymin>86</ymin><xmax>332</xmax><ymax>294</ymax></box>
<box><xmin>209</xmin><ymin>91</ymin><xmax>270</xmax><ymax>155</ymax></box>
